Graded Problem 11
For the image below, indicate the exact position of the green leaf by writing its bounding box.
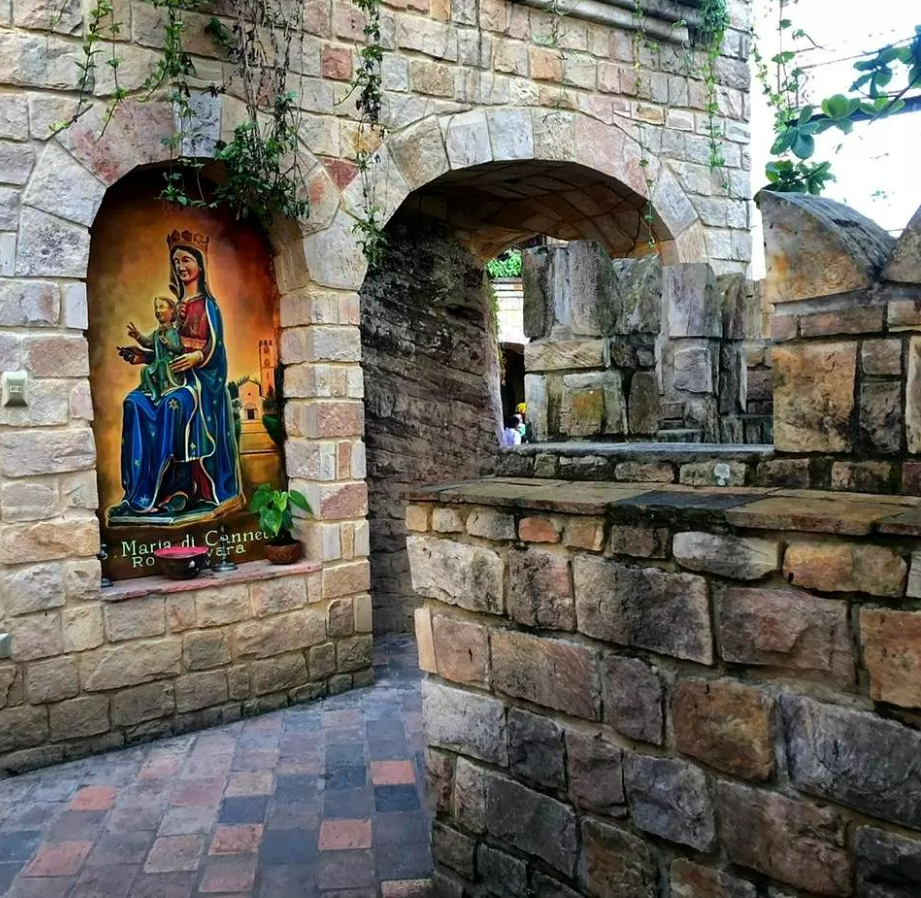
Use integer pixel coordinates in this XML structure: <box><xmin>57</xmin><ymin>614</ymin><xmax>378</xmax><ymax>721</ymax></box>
<box><xmin>792</xmin><ymin>132</ymin><xmax>815</xmax><ymax>160</ymax></box>
<box><xmin>771</xmin><ymin>129</ymin><xmax>796</xmax><ymax>155</ymax></box>
<box><xmin>289</xmin><ymin>490</ymin><xmax>312</xmax><ymax>513</ymax></box>
<box><xmin>821</xmin><ymin>94</ymin><xmax>852</xmax><ymax>120</ymax></box>
<box><xmin>798</xmin><ymin>105</ymin><xmax>814</xmax><ymax>126</ymax></box>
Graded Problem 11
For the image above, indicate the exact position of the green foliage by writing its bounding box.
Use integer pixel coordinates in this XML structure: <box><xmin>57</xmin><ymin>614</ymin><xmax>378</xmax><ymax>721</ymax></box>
<box><xmin>756</xmin><ymin>7</ymin><xmax>921</xmax><ymax>195</ymax></box>
<box><xmin>486</xmin><ymin>250</ymin><xmax>523</xmax><ymax>279</ymax></box>
<box><xmin>250</xmin><ymin>484</ymin><xmax>312</xmax><ymax>543</ymax></box>
<box><xmin>696</xmin><ymin>0</ymin><xmax>732</xmax><ymax>172</ymax></box>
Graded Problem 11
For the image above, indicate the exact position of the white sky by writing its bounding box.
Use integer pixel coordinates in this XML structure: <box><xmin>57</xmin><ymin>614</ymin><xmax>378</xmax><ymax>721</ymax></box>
<box><xmin>750</xmin><ymin>0</ymin><xmax>920</xmax><ymax>273</ymax></box>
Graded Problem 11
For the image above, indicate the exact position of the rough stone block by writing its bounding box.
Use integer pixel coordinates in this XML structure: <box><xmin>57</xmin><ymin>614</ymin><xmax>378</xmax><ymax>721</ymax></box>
<box><xmin>110</xmin><ymin>682</ymin><xmax>174</xmax><ymax>726</ymax></box>
<box><xmin>49</xmin><ymin>695</ymin><xmax>110</xmax><ymax>742</ymax></box>
<box><xmin>782</xmin><ymin>693</ymin><xmax>921</xmax><ymax>830</ymax></box>
<box><xmin>466</xmin><ymin>508</ymin><xmax>515</xmax><ymax>541</ymax></box>
<box><xmin>861</xmin><ymin>608</ymin><xmax>921</xmax><ymax>709</ymax></box>
<box><xmin>477</xmin><ymin>845</ymin><xmax>528</xmax><ymax>898</ymax></box>
<box><xmin>673</xmin><ymin>531</ymin><xmax>779</xmax><ymax>580</ymax></box>
<box><xmin>626</xmin><ymin>370</ymin><xmax>660</xmax><ymax>435</ymax></box>
<box><xmin>625</xmin><ymin>755</ymin><xmax>715</xmax><ymax>850</ymax></box>
<box><xmin>508</xmin><ymin>707</ymin><xmax>565</xmax><ymax>790</ymax></box>
<box><xmin>491</xmin><ymin>629</ymin><xmax>598</xmax><ymax>720</ymax></box>
<box><xmin>183</xmin><ymin>631</ymin><xmax>230</xmax><ymax>671</ymax></box>
<box><xmin>0</xmin><ymin>705</ymin><xmax>48</xmax><ymax>754</ymax></box>
<box><xmin>25</xmin><ymin>656</ymin><xmax>78</xmax><ymax>704</ymax></box>
<box><xmin>600</xmin><ymin>654</ymin><xmax>663</xmax><ymax>745</ymax></box>
<box><xmin>608</xmin><ymin>525</ymin><xmax>669</xmax><ymax>559</ymax></box>
<box><xmin>407</xmin><ymin>536</ymin><xmax>504</xmax><ymax>614</ymax></box>
<box><xmin>673</xmin><ymin>345</ymin><xmax>714</xmax><ymax>393</ymax></box>
<box><xmin>830</xmin><ymin>460</ymin><xmax>894</xmax><ymax>493</ymax></box>
<box><xmin>195</xmin><ymin>586</ymin><xmax>251</xmax><ymax>627</ymax></box>
<box><xmin>454</xmin><ymin>756</ymin><xmax>487</xmax><ymax>834</ymax></box>
<box><xmin>883</xmin><ymin>203</ymin><xmax>921</xmax><ymax>284</ymax></box>
<box><xmin>327</xmin><ymin>597</ymin><xmax>354</xmax><ymax>637</ymax></box>
<box><xmin>175</xmin><ymin>670</ymin><xmax>228</xmax><ymax>713</ymax></box>
<box><xmin>0</xmin><ymin>428</ymin><xmax>94</xmax><ymax>476</ymax></box>
<box><xmin>104</xmin><ymin>597</ymin><xmax>165</xmax><ymax>642</ymax></box>
<box><xmin>613</xmin><ymin>255</ymin><xmax>661</xmax><ymax>335</ymax></box>
<box><xmin>574</xmin><ymin>557</ymin><xmax>712</xmax><ymax>664</ymax></box>
<box><xmin>251</xmin><ymin>654</ymin><xmax>308</xmax><ymax>695</ymax></box>
<box><xmin>860</xmin><ymin>381</ymin><xmax>902</xmax><ymax>454</ymax></box>
<box><xmin>525</xmin><ymin>340</ymin><xmax>606</xmax><ymax>372</ymax></box>
<box><xmin>432</xmin><ymin>614</ymin><xmax>489</xmax><ymax>688</ymax></box>
<box><xmin>717</xmin><ymin>587</ymin><xmax>854</xmax><ymax>685</ymax></box>
<box><xmin>855</xmin><ymin>827</ymin><xmax>921</xmax><ymax>898</ymax></box>
<box><xmin>663</xmin><ymin>263</ymin><xmax>721</xmax><ymax>337</ymax></box>
<box><xmin>431</xmin><ymin>507</ymin><xmax>464</xmax><ymax>533</ymax></box>
<box><xmin>773</xmin><ymin>342</ymin><xmax>857</xmax><ymax>452</ymax></box>
<box><xmin>336</xmin><ymin>634</ymin><xmax>372</xmax><ymax>673</ymax></box>
<box><xmin>422</xmin><ymin>678</ymin><xmax>508</xmax><ymax>765</ymax></box>
<box><xmin>563</xmin><ymin>518</ymin><xmax>605</xmax><ymax>552</ymax></box>
<box><xmin>613</xmin><ymin>461</ymin><xmax>675</xmax><ymax>483</ymax></box>
<box><xmin>518</xmin><ymin>517</ymin><xmax>560</xmax><ymax>544</ymax></box>
<box><xmin>671</xmin><ymin>860</ymin><xmax>756</xmax><ymax>898</ymax></box>
<box><xmin>309</xmin><ymin>642</ymin><xmax>336</xmax><ymax>680</ymax></box>
<box><xmin>425</xmin><ymin>748</ymin><xmax>454</xmax><ymax>818</ymax></box>
<box><xmin>9</xmin><ymin>612</ymin><xmax>62</xmax><ymax>661</ymax></box>
<box><xmin>565</xmin><ymin>728</ymin><xmax>624</xmax><ymax>816</ymax></box>
<box><xmin>673</xmin><ymin>678</ymin><xmax>774</xmax><ymax>781</ymax></box>
<box><xmin>250</xmin><ymin>578</ymin><xmax>308</xmax><ymax>617</ymax></box>
<box><xmin>432</xmin><ymin>822</ymin><xmax>476</xmax><ymax>879</ymax></box>
<box><xmin>233</xmin><ymin>610</ymin><xmax>326</xmax><ymax>659</ymax></box>
<box><xmin>486</xmin><ymin>773</ymin><xmax>578</xmax><ymax>876</ymax></box>
<box><xmin>577</xmin><ymin>819</ymin><xmax>656</xmax><ymax>898</ymax></box>
<box><xmin>506</xmin><ymin>549</ymin><xmax>574</xmax><ymax>631</ymax></box>
<box><xmin>861</xmin><ymin>338</ymin><xmax>902</xmax><ymax>376</ymax></box>
<box><xmin>782</xmin><ymin>541</ymin><xmax>906</xmax><ymax>597</ymax></box>
<box><xmin>907</xmin><ymin>337</ymin><xmax>921</xmax><ymax>453</ymax></box>
<box><xmin>718</xmin><ymin>780</ymin><xmax>850</xmax><ymax>895</ymax></box>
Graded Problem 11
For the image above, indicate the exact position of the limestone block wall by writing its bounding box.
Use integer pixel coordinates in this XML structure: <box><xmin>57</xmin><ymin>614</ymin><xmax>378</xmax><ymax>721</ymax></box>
<box><xmin>763</xmin><ymin>194</ymin><xmax>921</xmax><ymax>494</ymax></box>
<box><xmin>0</xmin><ymin>563</ymin><xmax>373</xmax><ymax>774</ymax></box>
<box><xmin>407</xmin><ymin>476</ymin><xmax>921</xmax><ymax>898</ymax></box>
<box><xmin>522</xmin><ymin>245</ymin><xmax>758</xmax><ymax>444</ymax></box>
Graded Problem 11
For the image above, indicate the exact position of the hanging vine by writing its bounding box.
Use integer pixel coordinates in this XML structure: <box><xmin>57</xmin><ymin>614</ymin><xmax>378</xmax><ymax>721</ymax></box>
<box><xmin>53</xmin><ymin>0</ymin><xmax>310</xmax><ymax>225</ymax></box>
<box><xmin>694</xmin><ymin>0</ymin><xmax>731</xmax><ymax>174</ymax></box>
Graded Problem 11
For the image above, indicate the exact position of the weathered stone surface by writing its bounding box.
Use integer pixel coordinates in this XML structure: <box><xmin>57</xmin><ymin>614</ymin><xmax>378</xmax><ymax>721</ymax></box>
<box><xmin>830</xmin><ymin>460</ymin><xmax>894</xmax><ymax>493</ymax></box>
<box><xmin>525</xmin><ymin>339</ymin><xmax>606</xmax><ymax>372</ymax></box>
<box><xmin>860</xmin><ymin>381</ymin><xmax>902</xmax><ymax>454</ymax></box>
<box><xmin>251</xmin><ymin>654</ymin><xmax>308</xmax><ymax>695</ymax></box>
<box><xmin>671</xmin><ymin>859</ymin><xmax>756</xmax><ymax>898</ymax></box>
<box><xmin>466</xmin><ymin>508</ymin><xmax>515</xmax><ymax>541</ymax></box>
<box><xmin>718</xmin><ymin>780</ymin><xmax>850</xmax><ymax>895</ymax></box>
<box><xmin>506</xmin><ymin>549</ymin><xmax>574</xmax><ymax>630</ymax></box>
<box><xmin>425</xmin><ymin>748</ymin><xmax>454</xmax><ymax>818</ymax></box>
<box><xmin>761</xmin><ymin>191</ymin><xmax>894</xmax><ymax>303</ymax></box>
<box><xmin>560</xmin><ymin>372</ymin><xmax>626</xmax><ymax>437</ymax></box>
<box><xmin>407</xmin><ymin>536</ymin><xmax>504</xmax><ymax>615</ymax></box>
<box><xmin>25</xmin><ymin>656</ymin><xmax>78</xmax><ymax>704</ymax></box>
<box><xmin>782</xmin><ymin>541</ymin><xmax>906</xmax><ymax>597</ymax></box>
<box><xmin>518</xmin><ymin>516</ymin><xmax>560</xmax><ymax>544</ymax></box>
<box><xmin>855</xmin><ymin>827</ymin><xmax>921</xmax><ymax>898</ymax></box>
<box><xmin>104</xmin><ymin>597</ymin><xmax>165</xmax><ymax>642</ymax></box>
<box><xmin>627</xmin><ymin>370</ymin><xmax>660</xmax><ymax>435</ymax></box>
<box><xmin>565</xmin><ymin>728</ymin><xmax>624</xmax><ymax>816</ymax></box>
<box><xmin>508</xmin><ymin>707</ymin><xmax>564</xmax><ymax>789</ymax></box>
<box><xmin>663</xmin><ymin>263</ymin><xmax>720</xmax><ymax>337</ymax></box>
<box><xmin>486</xmin><ymin>773</ymin><xmax>578</xmax><ymax>876</ymax></box>
<box><xmin>433</xmin><ymin>822</ymin><xmax>476</xmax><ymax>882</ymax></box>
<box><xmin>250</xmin><ymin>578</ymin><xmax>307</xmax><ymax>617</ymax></box>
<box><xmin>600</xmin><ymin>654</ymin><xmax>663</xmax><ymax>745</ymax></box>
<box><xmin>613</xmin><ymin>461</ymin><xmax>674</xmax><ymax>483</ymax></box>
<box><xmin>624</xmin><ymin>755</ymin><xmax>715</xmax><ymax>850</ymax></box>
<box><xmin>309</xmin><ymin>642</ymin><xmax>336</xmax><ymax>680</ymax></box>
<box><xmin>613</xmin><ymin>255</ymin><xmax>661</xmax><ymax>335</ymax></box>
<box><xmin>16</xmin><ymin>206</ymin><xmax>90</xmax><ymax>278</ymax></box>
<box><xmin>772</xmin><ymin>342</ymin><xmax>857</xmax><ymax>452</ymax></box>
<box><xmin>491</xmin><ymin>629</ymin><xmax>598</xmax><ymax>720</ymax></box>
<box><xmin>679</xmin><ymin>460</ymin><xmax>747</xmax><ymax>488</ymax></box>
<box><xmin>49</xmin><ymin>695</ymin><xmax>110</xmax><ymax>742</ymax></box>
<box><xmin>82</xmin><ymin>640</ymin><xmax>181</xmax><ymax>692</ymax></box>
<box><xmin>608</xmin><ymin>525</ymin><xmax>668</xmax><ymax>559</ymax></box>
<box><xmin>336</xmin><ymin>634</ymin><xmax>373</xmax><ymax>672</ymax></box>
<box><xmin>233</xmin><ymin>610</ymin><xmax>326</xmax><ymax>659</ymax></box>
<box><xmin>432</xmin><ymin>614</ymin><xmax>489</xmax><ymax>687</ymax></box>
<box><xmin>110</xmin><ymin>682</ymin><xmax>175</xmax><ymax>726</ymax></box>
<box><xmin>782</xmin><ymin>694</ymin><xmax>921</xmax><ymax>830</ymax></box>
<box><xmin>195</xmin><ymin>586</ymin><xmax>251</xmax><ymax>627</ymax></box>
<box><xmin>673</xmin><ymin>345</ymin><xmax>714</xmax><ymax>393</ymax></box>
<box><xmin>906</xmin><ymin>337</ymin><xmax>921</xmax><ymax>453</ymax></box>
<box><xmin>577</xmin><ymin>819</ymin><xmax>656</xmax><ymax>898</ymax></box>
<box><xmin>422</xmin><ymin>679</ymin><xmax>508</xmax><ymax>765</ymax></box>
<box><xmin>477</xmin><ymin>844</ymin><xmax>528</xmax><ymax>898</ymax></box>
<box><xmin>183</xmin><ymin>631</ymin><xmax>230</xmax><ymax>671</ymax></box>
<box><xmin>673</xmin><ymin>678</ymin><xmax>774</xmax><ymax>781</ymax></box>
<box><xmin>883</xmin><ymin>203</ymin><xmax>921</xmax><ymax>284</ymax></box>
<box><xmin>0</xmin><ymin>705</ymin><xmax>48</xmax><ymax>754</ymax></box>
<box><xmin>454</xmin><ymin>756</ymin><xmax>487</xmax><ymax>834</ymax></box>
<box><xmin>861</xmin><ymin>608</ymin><xmax>921</xmax><ymax>709</ymax></box>
<box><xmin>673</xmin><ymin>531</ymin><xmax>779</xmax><ymax>580</ymax></box>
<box><xmin>574</xmin><ymin>557</ymin><xmax>712</xmax><ymax>664</ymax></box>
<box><xmin>861</xmin><ymin>338</ymin><xmax>902</xmax><ymax>376</ymax></box>
<box><xmin>175</xmin><ymin>670</ymin><xmax>228</xmax><ymax>713</ymax></box>
<box><xmin>9</xmin><ymin>611</ymin><xmax>62</xmax><ymax>660</ymax></box>
<box><xmin>0</xmin><ymin>428</ymin><xmax>95</xmax><ymax>476</ymax></box>
<box><xmin>718</xmin><ymin>587</ymin><xmax>854</xmax><ymax>684</ymax></box>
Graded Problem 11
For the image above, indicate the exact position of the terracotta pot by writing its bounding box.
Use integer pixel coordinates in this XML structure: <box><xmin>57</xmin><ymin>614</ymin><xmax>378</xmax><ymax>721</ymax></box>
<box><xmin>154</xmin><ymin>545</ymin><xmax>210</xmax><ymax>580</ymax></box>
<box><xmin>265</xmin><ymin>541</ymin><xmax>303</xmax><ymax>565</ymax></box>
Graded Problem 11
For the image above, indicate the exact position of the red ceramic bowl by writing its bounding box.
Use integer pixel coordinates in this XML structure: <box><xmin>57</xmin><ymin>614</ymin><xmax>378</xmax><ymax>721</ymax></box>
<box><xmin>154</xmin><ymin>545</ymin><xmax>210</xmax><ymax>580</ymax></box>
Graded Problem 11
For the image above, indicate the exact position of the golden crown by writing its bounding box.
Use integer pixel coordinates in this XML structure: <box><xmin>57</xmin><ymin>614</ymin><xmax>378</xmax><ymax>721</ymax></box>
<box><xmin>167</xmin><ymin>229</ymin><xmax>210</xmax><ymax>254</ymax></box>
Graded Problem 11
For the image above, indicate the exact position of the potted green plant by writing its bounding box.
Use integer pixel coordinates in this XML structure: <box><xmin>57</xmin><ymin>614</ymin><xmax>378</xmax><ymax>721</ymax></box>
<box><xmin>251</xmin><ymin>484</ymin><xmax>312</xmax><ymax>565</ymax></box>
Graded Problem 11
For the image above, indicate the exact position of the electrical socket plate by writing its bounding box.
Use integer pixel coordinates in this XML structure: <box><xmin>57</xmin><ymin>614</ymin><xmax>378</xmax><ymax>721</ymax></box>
<box><xmin>0</xmin><ymin>633</ymin><xmax>10</xmax><ymax>660</ymax></box>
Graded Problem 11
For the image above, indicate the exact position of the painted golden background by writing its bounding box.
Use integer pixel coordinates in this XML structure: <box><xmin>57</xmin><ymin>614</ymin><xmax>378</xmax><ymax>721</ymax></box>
<box><xmin>87</xmin><ymin>171</ymin><xmax>284</xmax><ymax>579</ymax></box>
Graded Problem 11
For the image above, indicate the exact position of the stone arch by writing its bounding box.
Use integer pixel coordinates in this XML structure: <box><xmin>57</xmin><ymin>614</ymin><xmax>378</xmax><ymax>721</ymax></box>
<box><xmin>303</xmin><ymin>106</ymin><xmax>707</xmax><ymax>291</ymax></box>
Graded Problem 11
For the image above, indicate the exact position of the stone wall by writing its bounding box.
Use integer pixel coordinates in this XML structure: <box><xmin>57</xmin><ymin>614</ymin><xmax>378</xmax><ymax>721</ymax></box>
<box><xmin>763</xmin><ymin>194</ymin><xmax>921</xmax><ymax>494</ymax></box>
<box><xmin>0</xmin><ymin>563</ymin><xmax>372</xmax><ymax>774</ymax></box>
<box><xmin>521</xmin><ymin>244</ymin><xmax>761</xmax><ymax>444</ymax></box>
<box><xmin>407</xmin><ymin>476</ymin><xmax>921</xmax><ymax>898</ymax></box>
<box><xmin>360</xmin><ymin>217</ymin><xmax>502</xmax><ymax>634</ymax></box>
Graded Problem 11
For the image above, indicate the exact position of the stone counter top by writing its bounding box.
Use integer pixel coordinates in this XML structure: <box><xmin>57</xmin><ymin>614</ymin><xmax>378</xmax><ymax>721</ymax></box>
<box><xmin>410</xmin><ymin>477</ymin><xmax>921</xmax><ymax>536</ymax></box>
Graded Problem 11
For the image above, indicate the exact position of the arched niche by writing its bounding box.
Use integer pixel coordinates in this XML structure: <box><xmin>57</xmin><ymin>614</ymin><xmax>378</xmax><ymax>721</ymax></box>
<box><xmin>86</xmin><ymin>169</ymin><xmax>286</xmax><ymax>579</ymax></box>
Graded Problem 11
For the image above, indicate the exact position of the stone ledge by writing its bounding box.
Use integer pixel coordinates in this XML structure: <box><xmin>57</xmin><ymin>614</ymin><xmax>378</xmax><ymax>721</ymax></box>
<box><xmin>410</xmin><ymin>477</ymin><xmax>921</xmax><ymax>536</ymax></box>
<box><xmin>503</xmin><ymin>442</ymin><xmax>773</xmax><ymax>461</ymax></box>
<box><xmin>101</xmin><ymin>559</ymin><xmax>322</xmax><ymax>603</ymax></box>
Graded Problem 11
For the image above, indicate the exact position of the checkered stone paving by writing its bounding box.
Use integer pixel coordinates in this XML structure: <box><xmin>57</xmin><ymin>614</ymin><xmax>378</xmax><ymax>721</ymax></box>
<box><xmin>0</xmin><ymin>635</ymin><xmax>431</xmax><ymax>898</ymax></box>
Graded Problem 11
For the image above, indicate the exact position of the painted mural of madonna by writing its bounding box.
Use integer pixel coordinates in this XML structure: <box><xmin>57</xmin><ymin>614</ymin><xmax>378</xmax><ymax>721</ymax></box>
<box><xmin>108</xmin><ymin>229</ymin><xmax>243</xmax><ymax>526</ymax></box>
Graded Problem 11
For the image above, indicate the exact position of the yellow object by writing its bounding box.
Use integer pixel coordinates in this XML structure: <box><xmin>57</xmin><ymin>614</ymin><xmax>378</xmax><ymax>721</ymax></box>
<box><xmin>516</xmin><ymin>402</ymin><xmax>527</xmax><ymax>414</ymax></box>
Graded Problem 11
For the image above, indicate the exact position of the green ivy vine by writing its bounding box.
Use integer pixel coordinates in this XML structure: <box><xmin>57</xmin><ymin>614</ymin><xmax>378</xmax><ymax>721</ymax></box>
<box><xmin>54</xmin><ymin>0</ymin><xmax>310</xmax><ymax>226</ymax></box>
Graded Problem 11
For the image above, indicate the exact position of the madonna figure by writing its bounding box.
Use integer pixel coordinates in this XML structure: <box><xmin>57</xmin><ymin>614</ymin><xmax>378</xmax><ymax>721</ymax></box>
<box><xmin>108</xmin><ymin>229</ymin><xmax>243</xmax><ymax>525</ymax></box>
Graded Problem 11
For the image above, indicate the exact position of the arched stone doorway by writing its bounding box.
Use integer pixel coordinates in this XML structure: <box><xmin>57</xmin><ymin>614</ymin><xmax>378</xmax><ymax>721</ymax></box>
<box><xmin>359</xmin><ymin>143</ymin><xmax>695</xmax><ymax>632</ymax></box>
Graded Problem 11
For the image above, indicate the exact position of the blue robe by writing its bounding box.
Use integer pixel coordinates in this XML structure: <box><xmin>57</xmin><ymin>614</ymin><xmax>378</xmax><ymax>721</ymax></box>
<box><xmin>117</xmin><ymin>295</ymin><xmax>241</xmax><ymax>517</ymax></box>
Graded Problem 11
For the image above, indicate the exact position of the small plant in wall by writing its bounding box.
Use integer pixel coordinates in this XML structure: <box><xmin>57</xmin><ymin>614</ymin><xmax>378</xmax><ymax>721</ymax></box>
<box><xmin>251</xmin><ymin>484</ymin><xmax>313</xmax><ymax>565</ymax></box>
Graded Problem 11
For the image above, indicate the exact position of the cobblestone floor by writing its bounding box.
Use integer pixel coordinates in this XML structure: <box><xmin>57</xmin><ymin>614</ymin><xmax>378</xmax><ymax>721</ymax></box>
<box><xmin>0</xmin><ymin>635</ymin><xmax>431</xmax><ymax>898</ymax></box>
